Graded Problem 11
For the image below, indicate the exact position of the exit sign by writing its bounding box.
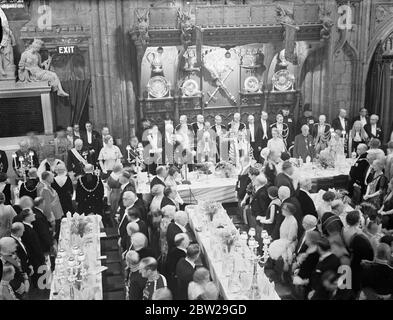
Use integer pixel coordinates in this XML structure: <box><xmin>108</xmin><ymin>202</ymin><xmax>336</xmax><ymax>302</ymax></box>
<box><xmin>57</xmin><ymin>45</ymin><xmax>77</xmax><ymax>54</ymax></box>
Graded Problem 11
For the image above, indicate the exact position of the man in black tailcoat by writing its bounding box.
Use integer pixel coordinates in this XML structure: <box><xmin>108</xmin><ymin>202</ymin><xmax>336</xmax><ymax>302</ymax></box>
<box><xmin>75</xmin><ymin>164</ymin><xmax>104</xmax><ymax>215</ymax></box>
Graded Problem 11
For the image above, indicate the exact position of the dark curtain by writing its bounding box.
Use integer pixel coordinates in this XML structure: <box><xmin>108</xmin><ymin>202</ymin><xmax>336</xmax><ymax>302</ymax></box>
<box><xmin>366</xmin><ymin>56</ymin><xmax>393</xmax><ymax>144</ymax></box>
<box><xmin>61</xmin><ymin>79</ymin><xmax>91</xmax><ymax>125</ymax></box>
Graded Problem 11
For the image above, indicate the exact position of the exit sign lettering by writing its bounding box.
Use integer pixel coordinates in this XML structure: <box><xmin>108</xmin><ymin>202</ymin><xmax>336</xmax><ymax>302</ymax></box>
<box><xmin>57</xmin><ymin>45</ymin><xmax>77</xmax><ymax>54</ymax></box>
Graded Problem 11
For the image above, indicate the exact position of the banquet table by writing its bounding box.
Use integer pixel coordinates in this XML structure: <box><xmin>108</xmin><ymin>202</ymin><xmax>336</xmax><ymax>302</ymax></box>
<box><xmin>137</xmin><ymin>172</ymin><xmax>238</xmax><ymax>204</ymax></box>
<box><xmin>137</xmin><ymin>159</ymin><xmax>353</xmax><ymax>204</ymax></box>
<box><xmin>186</xmin><ymin>204</ymin><xmax>280</xmax><ymax>300</ymax></box>
<box><xmin>49</xmin><ymin>214</ymin><xmax>104</xmax><ymax>300</ymax></box>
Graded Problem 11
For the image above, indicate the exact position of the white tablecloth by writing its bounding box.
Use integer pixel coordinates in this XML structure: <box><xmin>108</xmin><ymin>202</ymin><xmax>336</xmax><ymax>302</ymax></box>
<box><xmin>186</xmin><ymin>205</ymin><xmax>280</xmax><ymax>300</ymax></box>
<box><xmin>50</xmin><ymin>214</ymin><xmax>103</xmax><ymax>300</ymax></box>
<box><xmin>136</xmin><ymin>160</ymin><xmax>353</xmax><ymax>204</ymax></box>
<box><xmin>138</xmin><ymin>172</ymin><xmax>238</xmax><ymax>203</ymax></box>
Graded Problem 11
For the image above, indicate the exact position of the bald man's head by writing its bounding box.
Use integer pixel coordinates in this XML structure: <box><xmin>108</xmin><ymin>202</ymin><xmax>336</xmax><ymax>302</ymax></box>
<box><xmin>278</xmin><ymin>186</ymin><xmax>291</xmax><ymax>201</ymax></box>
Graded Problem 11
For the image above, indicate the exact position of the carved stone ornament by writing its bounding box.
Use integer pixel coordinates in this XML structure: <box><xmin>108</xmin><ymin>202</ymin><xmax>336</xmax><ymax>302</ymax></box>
<box><xmin>177</xmin><ymin>8</ymin><xmax>194</xmax><ymax>48</ymax></box>
<box><xmin>319</xmin><ymin>6</ymin><xmax>334</xmax><ymax>41</ymax></box>
<box><xmin>272</xmin><ymin>69</ymin><xmax>295</xmax><ymax>92</ymax></box>
<box><xmin>133</xmin><ymin>9</ymin><xmax>150</xmax><ymax>48</ymax></box>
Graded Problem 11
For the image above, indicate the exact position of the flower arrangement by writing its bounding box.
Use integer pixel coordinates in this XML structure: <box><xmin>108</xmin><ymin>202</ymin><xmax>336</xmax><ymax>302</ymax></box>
<box><xmin>197</xmin><ymin>162</ymin><xmax>213</xmax><ymax>175</ymax></box>
<box><xmin>215</xmin><ymin>161</ymin><xmax>236</xmax><ymax>178</ymax></box>
<box><xmin>317</xmin><ymin>148</ymin><xmax>335</xmax><ymax>169</ymax></box>
<box><xmin>70</xmin><ymin>214</ymin><xmax>92</xmax><ymax>238</ymax></box>
<box><xmin>220</xmin><ymin>227</ymin><xmax>238</xmax><ymax>252</ymax></box>
<box><xmin>200</xmin><ymin>201</ymin><xmax>223</xmax><ymax>221</ymax></box>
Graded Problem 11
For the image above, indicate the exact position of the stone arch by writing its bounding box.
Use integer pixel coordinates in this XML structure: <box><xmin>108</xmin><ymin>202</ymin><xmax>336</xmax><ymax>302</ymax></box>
<box><xmin>366</xmin><ymin>16</ymin><xmax>393</xmax><ymax>68</ymax></box>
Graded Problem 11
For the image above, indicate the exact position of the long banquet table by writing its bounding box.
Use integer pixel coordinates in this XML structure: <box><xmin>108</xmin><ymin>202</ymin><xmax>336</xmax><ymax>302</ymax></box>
<box><xmin>49</xmin><ymin>214</ymin><xmax>104</xmax><ymax>300</ymax></box>
<box><xmin>138</xmin><ymin>159</ymin><xmax>353</xmax><ymax>204</ymax></box>
<box><xmin>186</xmin><ymin>204</ymin><xmax>280</xmax><ymax>300</ymax></box>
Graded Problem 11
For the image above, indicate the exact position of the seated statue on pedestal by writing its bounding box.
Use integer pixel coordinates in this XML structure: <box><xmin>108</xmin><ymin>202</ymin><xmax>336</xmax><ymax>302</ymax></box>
<box><xmin>18</xmin><ymin>38</ymin><xmax>69</xmax><ymax>97</ymax></box>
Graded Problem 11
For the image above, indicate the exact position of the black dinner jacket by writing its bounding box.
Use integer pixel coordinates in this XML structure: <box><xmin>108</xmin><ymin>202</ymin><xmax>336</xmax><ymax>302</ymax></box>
<box><xmin>296</xmin><ymin>189</ymin><xmax>317</xmax><ymax>218</ymax></box>
<box><xmin>191</xmin><ymin>122</ymin><xmax>205</xmax><ymax>136</ymax></box>
<box><xmin>81</xmin><ymin>130</ymin><xmax>102</xmax><ymax>149</ymax></box>
<box><xmin>227</xmin><ymin>122</ymin><xmax>246</xmax><ymax>132</ymax></box>
<box><xmin>32</xmin><ymin>207</ymin><xmax>53</xmax><ymax>254</ymax></box>
<box><xmin>66</xmin><ymin>147</ymin><xmax>92</xmax><ymax>176</ymax></box>
<box><xmin>295</xmin><ymin>227</ymin><xmax>319</xmax><ymax>255</ymax></box>
<box><xmin>21</xmin><ymin>223</ymin><xmax>45</xmax><ymax>270</ymax></box>
<box><xmin>166</xmin><ymin>222</ymin><xmax>184</xmax><ymax>252</ymax></box>
<box><xmin>10</xmin><ymin>235</ymin><xmax>31</xmax><ymax>274</ymax></box>
<box><xmin>275</xmin><ymin>172</ymin><xmax>296</xmax><ymax>196</ymax></box>
<box><xmin>160</xmin><ymin>196</ymin><xmax>177</xmax><ymax>210</ymax></box>
<box><xmin>250</xmin><ymin>185</ymin><xmax>270</xmax><ymax>217</ymax></box>
<box><xmin>364</xmin><ymin>123</ymin><xmax>384</xmax><ymax>142</ymax></box>
<box><xmin>332</xmin><ymin>117</ymin><xmax>350</xmax><ymax>132</ymax></box>
<box><xmin>293</xmin><ymin>134</ymin><xmax>315</xmax><ymax>162</ymax></box>
<box><xmin>0</xmin><ymin>150</ymin><xmax>8</xmax><ymax>173</ymax></box>
<box><xmin>311</xmin><ymin>253</ymin><xmax>341</xmax><ymax>292</ymax></box>
<box><xmin>311</xmin><ymin>123</ymin><xmax>331</xmax><ymax>138</ymax></box>
<box><xmin>166</xmin><ymin>247</ymin><xmax>187</xmax><ymax>278</ymax></box>
<box><xmin>256</xmin><ymin>120</ymin><xmax>272</xmax><ymax>141</ymax></box>
<box><xmin>175</xmin><ymin>257</ymin><xmax>196</xmax><ymax>300</ymax></box>
<box><xmin>211</xmin><ymin>124</ymin><xmax>226</xmax><ymax>134</ymax></box>
<box><xmin>349</xmin><ymin>153</ymin><xmax>369</xmax><ymax>186</ymax></box>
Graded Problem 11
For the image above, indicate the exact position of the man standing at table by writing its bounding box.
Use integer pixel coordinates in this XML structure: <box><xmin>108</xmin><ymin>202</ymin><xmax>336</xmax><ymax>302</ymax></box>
<box><xmin>257</xmin><ymin>111</ymin><xmax>271</xmax><ymax>151</ymax></box>
<box><xmin>281</xmin><ymin>106</ymin><xmax>295</xmax><ymax>147</ymax></box>
<box><xmin>348</xmin><ymin>143</ymin><xmax>369</xmax><ymax>201</ymax></box>
<box><xmin>67</xmin><ymin>139</ymin><xmax>91</xmax><ymax>179</ymax></box>
<box><xmin>364</xmin><ymin>114</ymin><xmax>384</xmax><ymax>143</ymax></box>
<box><xmin>275</xmin><ymin>161</ymin><xmax>296</xmax><ymax>196</ymax></box>
<box><xmin>81</xmin><ymin>121</ymin><xmax>101</xmax><ymax>165</ymax></box>
<box><xmin>293</xmin><ymin>125</ymin><xmax>315</xmax><ymax>162</ymax></box>
<box><xmin>212</xmin><ymin>115</ymin><xmax>226</xmax><ymax>162</ymax></box>
<box><xmin>332</xmin><ymin>109</ymin><xmax>349</xmax><ymax>133</ymax></box>
<box><xmin>246</xmin><ymin>115</ymin><xmax>260</xmax><ymax>161</ymax></box>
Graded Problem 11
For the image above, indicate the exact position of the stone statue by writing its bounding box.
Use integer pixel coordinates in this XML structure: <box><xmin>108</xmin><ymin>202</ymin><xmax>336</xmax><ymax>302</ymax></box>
<box><xmin>18</xmin><ymin>39</ymin><xmax>69</xmax><ymax>97</ymax></box>
<box><xmin>276</xmin><ymin>4</ymin><xmax>299</xmax><ymax>64</ymax></box>
<box><xmin>319</xmin><ymin>7</ymin><xmax>334</xmax><ymax>41</ymax></box>
<box><xmin>0</xmin><ymin>8</ymin><xmax>15</xmax><ymax>79</ymax></box>
<box><xmin>177</xmin><ymin>8</ymin><xmax>193</xmax><ymax>48</ymax></box>
<box><xmin>135</xmin><ymin>9</ymin><xmax>150</xmax><ymax>48</ymax></box>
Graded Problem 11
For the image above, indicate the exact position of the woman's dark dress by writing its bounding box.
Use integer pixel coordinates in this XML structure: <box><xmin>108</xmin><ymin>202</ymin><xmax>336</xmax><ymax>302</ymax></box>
<box><xmin>51</xmin><ymin>176</ymin><xmax>74</xmax><ymax>214</ymax></box>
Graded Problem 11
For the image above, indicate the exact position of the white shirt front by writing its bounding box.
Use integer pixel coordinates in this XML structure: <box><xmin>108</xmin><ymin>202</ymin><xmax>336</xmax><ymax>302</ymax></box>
<box><xmin>215</xmin><ymin>125</ymin><xmax>222</xmax><ymax>136</ymax></box>
<box><xmin>185</xmin><ymin>257</ymin><xmax>196</xmax><ymax>269</ymax></box>
<box><xmin>249</xmin><ymin>123</ymin><xmax>255</xmax><ymax>142</ymax></box>
<box><xmin>11</xmin><ymin>235</ymin><xmax>27</xmax><ymax>255</ymax></box>
<box><xmin>371</xmin><ymin>124</ymin><xmax>377</xmax><ymax>136</ymax></box>
<box><xmin>360</xmin><ymin>116</ymin><xmax>367</xmax><ymax>127</ymax></box>
<box><xmin>87</xmin><ymin>131</ymin><xmax>92</xmax><ymax>144</ymax></box>
<box><xmin>261</xmin><ymin>120</ymin><xmax>268</xmax><ymax>139</ymax></box>
<box><xmin>339</xmin><ymin>117</ymin><xmax>346</xmax><ymax>131</ymax></box>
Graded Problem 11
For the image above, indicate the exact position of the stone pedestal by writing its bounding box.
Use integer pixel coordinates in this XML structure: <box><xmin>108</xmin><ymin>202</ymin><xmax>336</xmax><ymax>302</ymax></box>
<box><xmin>0</xmin><ymin>80</ymin><xmax>53</xmax><ymax>134</ymax></box>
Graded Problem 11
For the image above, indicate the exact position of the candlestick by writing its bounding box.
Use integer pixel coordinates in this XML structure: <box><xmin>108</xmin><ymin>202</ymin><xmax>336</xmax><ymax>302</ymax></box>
<box><xmin>126</xmin><ymin>145</ymin><xmax>131</xmax><ymax>162</ymax></box>
<box><xmin>29</xmin><ymin>151</ymin><xmax>34</xmax><ymax>167</ymax></box>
